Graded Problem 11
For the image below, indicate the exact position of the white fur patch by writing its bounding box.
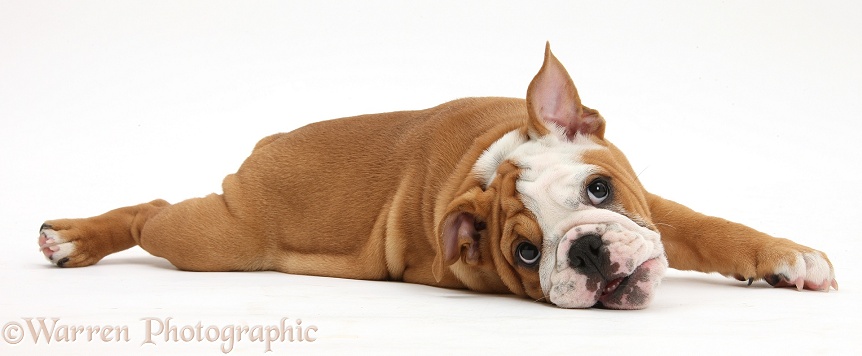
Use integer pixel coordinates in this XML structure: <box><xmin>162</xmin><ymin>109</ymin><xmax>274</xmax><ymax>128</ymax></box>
<box><xmin>474</xmin><ymin>130</ymin><xmax>526</xmax><ymax>187</ymax></box>
<box><xmin>41</xmin><ymin>228</ymin><xmax>62</xmax><ymax>242</ymax></box>
<box><xmin>39</xmin><ymin>229</ymin><xmax>74</xmax><ymax>264</ymax></box>
<box><xmin>773</xmin><ymin>251</ymin><xmax>835</xmax><ymax>289</ymax></box>
<box><xmin>801</xmin><ymin>252</ymin><xmax>834</xmax><ymax>283</ymax></box>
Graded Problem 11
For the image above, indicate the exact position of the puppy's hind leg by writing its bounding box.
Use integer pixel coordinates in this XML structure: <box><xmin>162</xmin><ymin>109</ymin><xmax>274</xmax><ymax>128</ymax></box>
<box><xmin>39</xmin><ymin>194</ymin><xmax>271</xmax><ymax>272</ymax></box>
<box><xmin>39</xmin><ymin>199</ymin><xmax>170</xmax><ymax>267</ymax></box>
<box><xmin>138</xmin><ymin>193</ymin><xmax>272</xmax><ymax>272</ymax></box>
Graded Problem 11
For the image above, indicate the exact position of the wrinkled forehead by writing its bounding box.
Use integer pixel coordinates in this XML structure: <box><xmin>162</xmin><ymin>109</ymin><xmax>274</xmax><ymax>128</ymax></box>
<box><xmin>474</xmin><ymin>130</ymin><xmax>646</xmax><ymax>234</ymax></box>
<box><xmin>473</xmin><ymin>131</ymin><xmax>607</xmax><ymax>186</ymax></box>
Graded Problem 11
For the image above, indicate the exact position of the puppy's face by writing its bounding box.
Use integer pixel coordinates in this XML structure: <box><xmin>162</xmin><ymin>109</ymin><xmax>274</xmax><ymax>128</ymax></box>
<box><xmin>435</xmin><ymin>44</ymin><xmax>667</xmax><ymax>309</ymax></box>
<box><xmin>475</xmin><ymin>131</ymin><xmax>667</xmax><ymax>309</ymax></box>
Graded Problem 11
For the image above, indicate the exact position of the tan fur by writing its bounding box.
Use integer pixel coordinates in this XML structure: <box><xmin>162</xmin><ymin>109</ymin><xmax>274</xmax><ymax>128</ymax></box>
<box><xmin>40</xmin><ymin>45</ymin><xmax>835</xmax><ymax>305</ymax></box>
<box><xmin>41</xmin><ymin>199</ymin><xmax>169</xmax><ymax>267</ymax></box>
<box><xmin>45</xmin><ymin>98</ymin><xmax>531</xmax><ymax>289</ymax></box>
<box><xmin>646</xmin><ymin>194</ymin><xmax>832</xmax><ymax>282</ymax></box>
<box><xmin>581</xmin><ymin>143</ymin><xmax>652</xmax><ymax>222</ymax></box>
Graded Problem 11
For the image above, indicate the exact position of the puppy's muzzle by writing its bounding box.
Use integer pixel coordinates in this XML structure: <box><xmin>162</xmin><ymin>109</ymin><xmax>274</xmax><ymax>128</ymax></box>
<box><xmin>542</xmin><ymin>213</ymin><xmax>668</xmax><ymax>309</ymax></box>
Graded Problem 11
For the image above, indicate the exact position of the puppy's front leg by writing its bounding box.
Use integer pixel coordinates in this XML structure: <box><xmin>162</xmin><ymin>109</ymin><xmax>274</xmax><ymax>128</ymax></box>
<box><xmin>647</xmin><ymin>193</ymin><xmax>837</xmax><ymax>291</ymax></box>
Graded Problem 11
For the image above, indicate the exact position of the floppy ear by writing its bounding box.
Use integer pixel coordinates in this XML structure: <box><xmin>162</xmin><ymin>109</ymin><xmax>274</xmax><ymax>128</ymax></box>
<box><xmin>441</xmin><ymin>212</ymin><xmax>482</xmax><ymax>265</ymax></box>
<box><xmin>433</xmin><ymin>187</ymin><xmax>492</xmax><ymax>282</ymax></box>
<box><xmin>526</xmin><ymin>42</ymin><xmax>605</xmax><ymax>141</ymax></box>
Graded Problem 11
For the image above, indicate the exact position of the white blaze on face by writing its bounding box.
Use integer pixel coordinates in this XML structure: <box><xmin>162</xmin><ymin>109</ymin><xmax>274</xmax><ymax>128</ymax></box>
<box><xmin>475</xmin><ymin>130</ymin><xmax>668</xmax><ymax>309</ymax></box>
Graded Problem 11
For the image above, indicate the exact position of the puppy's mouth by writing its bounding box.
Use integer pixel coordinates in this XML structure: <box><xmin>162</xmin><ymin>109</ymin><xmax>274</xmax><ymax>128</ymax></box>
<box><xmin>595</xmin><ymin>257</ymin><xmax>664</xmax><ymax>309</ymax></box>
<box><xmin>600</xmin><ymin>276</ymin><xmax>625</xmax><ymax>299</ymax></box>
<box><xmin>542</xmin><ymin>219</ymin><xmax>669</xmax><ymax>309</ymax></box>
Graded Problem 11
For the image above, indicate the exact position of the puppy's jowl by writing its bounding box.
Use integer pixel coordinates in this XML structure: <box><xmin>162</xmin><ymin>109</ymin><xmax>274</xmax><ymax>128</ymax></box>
<box><xmin>39</xmin><ymin>43</ymin><xmax>836</xmax><ymax>309</ymax></box>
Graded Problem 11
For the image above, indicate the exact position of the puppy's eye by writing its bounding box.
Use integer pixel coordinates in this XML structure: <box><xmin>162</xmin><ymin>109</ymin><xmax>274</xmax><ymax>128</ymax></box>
<box><xmin>516</xmin><ymin>242</ymin><xmax>541</xmax><ymax>266</ymax></box>
<box><xmin>587</xmin><ymin>178</ymin><xmax>611</xmax><ymax>205</ymax></box>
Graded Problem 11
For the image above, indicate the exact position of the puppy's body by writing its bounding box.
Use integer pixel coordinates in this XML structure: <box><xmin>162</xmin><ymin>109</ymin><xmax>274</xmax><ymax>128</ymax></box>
<box><xmin>212</xmin><ymin>97</ymin><xmax>525</xmax><ymax>289</ymax></box>
<box><xmin>38</xmin><ymin>45</ymin><xmax>836</xmax><ymax>309</ymax></box>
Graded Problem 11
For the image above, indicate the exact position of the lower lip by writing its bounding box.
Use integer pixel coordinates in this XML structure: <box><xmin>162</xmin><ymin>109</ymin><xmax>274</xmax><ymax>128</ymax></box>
<box><xmin>598</xmin><ymin>257</ymin><xmax>661</xmax><ymax>303</ymax></box>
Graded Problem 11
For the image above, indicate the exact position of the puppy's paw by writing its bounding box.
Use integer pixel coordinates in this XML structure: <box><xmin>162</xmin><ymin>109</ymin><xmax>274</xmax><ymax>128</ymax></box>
<box><xmin>752</xmin><ymin>240</ymin><xmax>837</xmax><ymax>292</ymax></box>
<box><xmin>38</xmin><ymin>221</ymin><xmax>102</xmax><ymax>268</ymax></box>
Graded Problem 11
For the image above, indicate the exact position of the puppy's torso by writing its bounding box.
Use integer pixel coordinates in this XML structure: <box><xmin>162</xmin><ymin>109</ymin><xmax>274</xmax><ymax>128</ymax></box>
<box><xmin>225</xmin><ymin>97</ymin><xmax>525</xmax><ymax>289</ymax></box>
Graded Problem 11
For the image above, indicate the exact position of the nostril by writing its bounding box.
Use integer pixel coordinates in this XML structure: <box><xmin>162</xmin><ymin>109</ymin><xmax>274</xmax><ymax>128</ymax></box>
<box><xmin>570</xmin><ymin>256</ymin><xmax>585</xmax><ymax>268</ymax></box>
<box><xmin>568</xmin><ymin>234</ymin><xmax>605</xmax><ymax>273</ymax></box>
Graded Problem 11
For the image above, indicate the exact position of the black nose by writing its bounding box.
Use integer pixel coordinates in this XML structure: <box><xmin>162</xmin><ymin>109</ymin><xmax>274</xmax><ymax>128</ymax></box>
<box><xmin>568</xmin><ymin>234</ymin><xmax>607</xmax><ymax>275</ymax></box>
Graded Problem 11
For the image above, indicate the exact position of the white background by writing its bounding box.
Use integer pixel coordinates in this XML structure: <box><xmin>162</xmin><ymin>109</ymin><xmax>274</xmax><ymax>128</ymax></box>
<box><xmin>2</xmin><ymin>1</ymin><xmax>860</xmax><ymax>354</ymax></box>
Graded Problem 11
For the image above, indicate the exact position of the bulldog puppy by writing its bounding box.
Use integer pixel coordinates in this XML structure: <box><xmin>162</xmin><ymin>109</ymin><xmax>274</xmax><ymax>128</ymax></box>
<box><xmin>38</xmin><ymin>43</ymin><xmax>837</xmax><ymax>309</ymax></box>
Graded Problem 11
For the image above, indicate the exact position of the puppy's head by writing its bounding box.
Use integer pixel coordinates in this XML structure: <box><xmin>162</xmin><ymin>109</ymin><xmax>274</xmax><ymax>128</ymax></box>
<box><xmin>435</xmin><ymin>43</ymin><xmax>667</xmax><ymax>309</ymax></box>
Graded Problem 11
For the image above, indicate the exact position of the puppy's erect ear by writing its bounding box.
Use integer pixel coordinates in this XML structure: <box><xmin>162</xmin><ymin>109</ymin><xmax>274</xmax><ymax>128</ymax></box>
<box><xmin>433</xmin><ymin>186</ymin><xmax>492</xmax><ymax>282</ymax></box>
<box><xmin>526</xmin><ymin>42</ymin><xmax>605</xmax><ymax>141</ymax></box>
